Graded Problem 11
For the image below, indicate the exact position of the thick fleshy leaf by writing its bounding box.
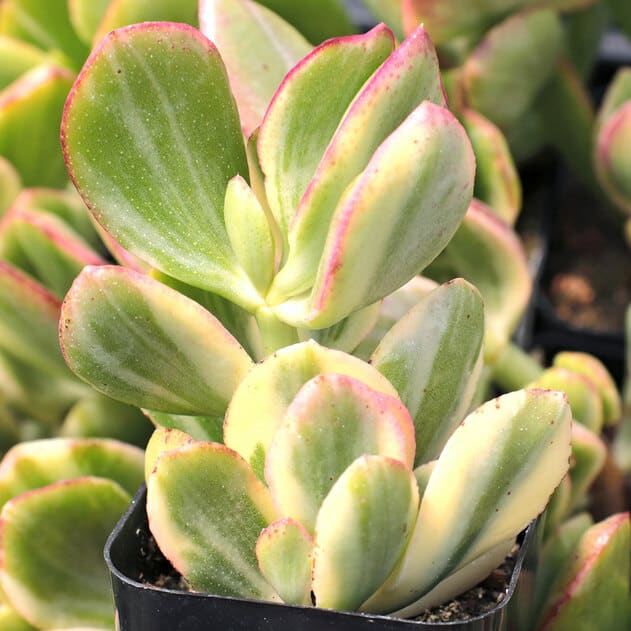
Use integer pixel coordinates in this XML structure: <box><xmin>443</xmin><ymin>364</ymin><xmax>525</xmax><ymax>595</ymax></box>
<box><xmin>199</xmin><ymin>0</ymin><xmax>311</xmax><ymax>136</ymax></box>
<box><xmin>596</xmin><ymin>67</ymin><xmax>631</xmax><ymax>127</ymax></box>
<box><xmin>312</xmin><ymin>455</ymin><xmax>419</xmax><ymax>611</ymax></box>
<box><xmin>432</xmin><ymin>199</ymin><xmax>531</xmax><ymax>361</ymax></box>
<box><xmin>0</xmin><ymin>261</ymin><xmax>68</xmax><ymax>376</ymax></box>
<box><xmin>605</xmin><ymin>0</ymin><xmax>631</xmax><ymax>40</ymax></box>
<box><xmin>0</xmin><ymin>437</ymin><xmax>144</xmax><ymax>510</ymax></box>
<box><xmin>461</xmin><ymin>109</ymin><xmax>521</xmax><ymax>225</ymax></box>
<box><xmin>0</xmin><ymin>36</ymin><xmax>49</xmax><ymax>90</ymax></box>
<box><xmin>463</xmin><ymin>9</ymin><xmax>564</xmax><ymax>131</ymax></box>
<box><xmin>62</xmin><ymin>22</ymin><xmax>261</xmax><ymax>309</ymax></box>
<box><xmin>223</xmin><ymin>340</ymin><xmax>398</xmax><ymax>477</ymax></box>
<box><xmin>0</xmin><ymin>477</ymin><xmax>128</xmax><ymax>629</ymax></box>
<box><xmin>365</xmin><ymin>389</ymin><xmax>571</xmax><ymax>614</ymax></box>
<box><xmin>568</xmin><ymin>421</ymin><xmax>607</xmax><ymax>511</ymax></box>
<box><xmin>92</xmin><ymin>0</ymin><xmax>199</xmax><ymax>44</ymax></box>
<box><xmin>0</xmin><ymin>157</ymin><xmax>20</xmax><ymax>215</ymax></box>
<box><xmin>144</xmin><ymin>426</ymin><xmax>195</xmax><ymax>482</ymax></box>
<box><xmin>0</xmin><ymin>0</ymin><xmax>88</xmax><ymax>69</ymax></box>
<box><xmin>0</xmin><ymin>64</ymin><xmax>74</xmax><ymax>187</ymax></box>
<box><xmin>147</xmin><ymin>442</ymin><xmax>278</xmax><ymax>599</ymax></box>
<box><xmin>67</xmin><ymin>0</ymin><xmax>110</xmax><ymax>44</ymax></box>
<box><xmin>536</xmin><ymin>513</ymin><xmax>631</xmax><ymax>631</ymax></box>
<box><xmin>256</xmin><ymin>517</ymin><xmax>312</xmax><ymax>606</ymax></box>
<box><xmin>553</xmin><ymin>352</ymin><xmax>621</xmax><ymax>425</ymax></box>
<box><xmin>144</xmin><ymin>410</ymin><xmax>224</xmax><ymax>443</ymax></box>
<box><xmin>257</xmin><ymin>25</ymin><xmax>394</xmax><ymax>239</ymax></box>
<box><xmin>265</xmin><ymin>374</ymin><xmax>415</xmax><ymax>532</ymax></box>
<box><xmin>60</xmin><ymin>266</ymin><xmax>253</xmax><ymax>415</ymax></box>
<box><xmin>269</xmin><ymin>24</ymin><xmax>447</xmax><ymax>300</ymax></box>
<box><xmin>529</xmin><ymin>366</ymin><xmax>603</xmax><ymax>433</ymax></box>
<box><xmin>255</xmin><ymin>0</ymin><xmax>356</xmax><ymax>44</ymax></box>
<box><xmin>0</xmin><ymin>207</ymin><xmax>105</xmax><ymax>297</ymax></box>
<box><xmin>59</xmin><ymin>394</ymin><xmax>153</xmax><ymax>448</ymax></box>
<box><xmin>595</xmin><ymin>101</ymin><xmax>631</xmax><ymax>216</ymax></box>
<box><xmin>0</xmin><ymin>603</ymin><xmax>37</xmax><ymax>630</ymax></box>
<box><xmin>0</xmin><ymin>350</ymin><xmax>88</xmax><ymax>425</ymax></box>
<box><xmin>276</xmin><ymin>101</ymin><xmax>474</xmax><ymax>329</ymax></box>
<box><xmin>361</xmin><ymin>0</ymin><xmax>404</xmax><ymax>38</ymax></box>
<box><xmin>224</xmin><ymin>175</ymin><xmax>275</xmax><ymax>295</ymax></box>
<box><xmin>371</xmin><ymin>279</ymin><xmax>484</xmax><ymax>466</ymax></box>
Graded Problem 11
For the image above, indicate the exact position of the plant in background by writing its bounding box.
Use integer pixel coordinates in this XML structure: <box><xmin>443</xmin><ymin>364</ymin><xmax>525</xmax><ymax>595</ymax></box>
<box><xmin>0</xmin><ymin>437</ymin><xmax>144</xmax><ymax>630</ymax></box>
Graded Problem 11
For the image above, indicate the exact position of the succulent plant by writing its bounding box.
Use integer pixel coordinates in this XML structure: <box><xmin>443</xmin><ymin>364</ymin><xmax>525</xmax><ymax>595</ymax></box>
<box><xmin>0</xmin><ymin>437</ymin><xmax>144</xmax><ymax>630</ymax></box>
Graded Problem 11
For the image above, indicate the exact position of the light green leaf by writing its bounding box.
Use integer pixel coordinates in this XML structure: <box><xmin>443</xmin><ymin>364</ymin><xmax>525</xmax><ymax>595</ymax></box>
<box><xmin>67</xmin><ymin>0</ymin><xmax>110</xmax><ymax>45</ymax></box>
<box><xmin>568</xmin><ymin>421</ymin><xmax>606</xmax><ymax>511</ymax></box>
<box><xmin>0</xmin><ymin>437</ymin><xmax>144</xmax><ymax>510</ymax></box>
<box><xmin>223</xmin><ymin>340</ymin><xmax>398</xmax><ymax>476</ymax></box>
<box><xmin>287</xmin><ymin>101</ymin><xmax>474</xmax><ymax>329</ymax></box>
<box><xmin>257</xmin><ymin>24</ymin><xmax>394</xmax><ymax>241</ymax></box>
<box><xmin>199</xmin><ymin>0</ymin><xmax>311</xmax><ymax>136</ymax></box>
<box><xmin>144</xmin><ymin>409</ymin><xmax>224</xmax><ymax>443</ymax></box>
<box><xmin>463</xmin><ymin>9</ymin><xmax>564</xmax><ymax>131</ymax></box>
<box><xmin>371</xmin><ymin>279</ymin><xmax>484</xmax><ymax>466</ymax></box>
<box><xmin>62</xmin><ymin>22</ymin><xmax>261</xmax><ymax>309</ymax></box>
<box><xmin>265</xmin><ymin>374</ymin><xmax>415</xmax><ymax>533</ymax></box>
<box><xmin>144</xmin><ymin>426</ymin><xmax>195</xmax><ymax>482</ymax></box>
<box><xmin>0</xmin><ymin>64</ymin><xmax>74</xmax><ymax>187</ymax></box>
<box><xmin>147</xmin><ymin>442</ymin><xmax>278</xmax><ymax>599</ymax></box>
<box><xmin>312</xmin><ymin>455</ymin><xmax>419</xmax><ymax>611</ymax></box>
<box><xmin>365</xmin><ymin>388</ymin><xmax>571</xmax><ymax>614</ymax></box>
<box><xmin>60</xmin><ymin>265</ymin><xmax>253</xmax><ymax>415</ymax></box>
<box><xmin>269</xmin><ymin>24</ymin><xmax>447</xmax><ymax>301</ymax></box>
<box><xmin>0</xmin><ymin>157</ymin><xmax>20</xmax><ymax>214</ymax></box>
<box><xmin>0</xmin><ymin>36</ymin><xmax>49</xmax><ymax>90</ymax></box>
<box><xmin>256</xmin><ymin>517</ymin><xmax>313</xmax><ymax>606</ymax></box>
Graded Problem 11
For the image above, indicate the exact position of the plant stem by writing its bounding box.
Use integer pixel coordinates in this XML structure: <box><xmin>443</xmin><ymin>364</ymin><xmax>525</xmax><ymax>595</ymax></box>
<box><xmin>491</xmin><ymin>341</ymin><xmax>544</xmax><ymax>392</ymax></box>
<box><xmin>255</xmin><ymin>307</ymin><xmax>299</xmax><ymax>357</ymax></box>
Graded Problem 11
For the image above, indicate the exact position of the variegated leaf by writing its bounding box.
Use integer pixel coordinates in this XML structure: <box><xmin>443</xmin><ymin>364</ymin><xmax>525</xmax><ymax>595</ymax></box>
<box><xmin>269</xmin><ymin>23</ymin><xmax>447</xmax><ymax>301</ymax></box>
<box><xmin>568</xmin><ymin>421</ymin><xmax>606</xmax><ymax>511</ymax></box>
<box><xmin>256</xmin><ymin>517</ymin><xmax>313</xmax><ymax>606</ymax></box>
<box><xmin>223</xmin><ymin>340</ymin><xmax>398</xmax><ymax>478</ymax></box>
<box><xmin>0</xmin><ymin>156</ymin><xmax>20</xmax><ymax>214</ymax></box>
<box><xmin>62</xmin><ymin>23</ymin><xmax>262</xmax><ymax>309</ymax></box>
<box><xmin>371</xmin><ymin>279</ymin><xmax>484</xmax><ymax>465</ymax></box>
<box><xmin>265</xmin><ymin>374</ymin><xmax>415</xmax><ymax>533</ymax></box>
<box><xmin>144</xmin><ymin>409</ymin><xmax>224</xmax><ymax>443</ymax></box>
<box><xmin>144</xmin><ymin>426</ymin><xmax>195</xmax><ymax>482</ymax></box>
<box><xmin>365</xmin><ymin>389</ymin><xmax>571</xmax><ymax>614</ymax></box>
<box><xmin>147</xmin><ymin>442</ymin><xmax>278</xmax><ymax>599</ymax></box>
<box><xmin>0</xmin><ymin>477</ymin><xmax>130</xmax><ymax>629</ymax></box>
<box><xmin>257</xmin><ymin>25</ymin><xmax>394</xmax><ymax>240</ymax></box>
<box><xmin>60</xmin><ymin>265</ymin><xmax>253</xmax><ymax>415</ymax></box>
<box><xmin>312</xmin><ymin>455</ymin><xmax>419</xmax><ymax>611</ymax></box>
<box><xmin>199</xmin><ymin>0</ymin><xmax>311</xmax><ymax>136</ymax></box>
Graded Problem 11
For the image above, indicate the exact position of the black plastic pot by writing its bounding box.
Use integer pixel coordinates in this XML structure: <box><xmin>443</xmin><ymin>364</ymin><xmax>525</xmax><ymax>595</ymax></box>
<box><xmin>105</xmin><ymin>486</ymin><xmax>540</xmax><ymax>631</ymax></box>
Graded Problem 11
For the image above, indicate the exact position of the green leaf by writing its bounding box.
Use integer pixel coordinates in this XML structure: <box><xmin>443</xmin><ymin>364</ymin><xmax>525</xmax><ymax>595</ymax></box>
<box><xmin>536</xmin><ymin>513</ymin><xmax>631</xmax><ymax>631</ymax></box>
<box><xmin>0</xmin><ymin>260</ymin><xmax>69</xmax><ymax>376</ymax></box>
<box><xmin>285</xmin><ymin>101</ymin><xmax>474</xmax><ymax>329</ymax></box>
<box><xmin>59</xmin><ymin>394</ymin><xmax>153</xmax><ymax>448</ymax></box>
<box><xmin>256</xmin><ymin>517</ymin><xmax>312</xmax><ymax>606</ymax></box>
<box><xmin>431</xmin><ymin>199</ymin><xmax>532</xmax><ymax>362</ymax></box>
<box><xmin>62</xmin><ymin>22</ymin><xmax>262</xmax><ymax>309</ymax></box>
<box><xmin>0</xmin><ymin>604</ymin><xmax>37</xmax><ymax>630</ymax></box>
<box><xmin>199</xmin><ymin>0</ymin><xmax>311</xmax><ymax>136</ymax></box>
<box><xmin>0</xmin><ymin>477</ymin><xmax>129</xmax><ymax>629</ymax></box>
<box><xmin>144</xmin><ymin>426</ymin><xmax>196</xmax><ymax>482</ymax></box>
<box><xmin>60</xmin><ymin>265</ymin><xmax>253</xmax><ymax>415</ymax></box>
<box><xmin>461</xmin><ymin>108</ymin><xmax>521</xmax><ymax>225</ymax></box>
<box><xmin>312</xmin><ymin>455</ymin><xmax>419</xmax><ymax>611</ymax></box>
<box><xmin>463</xmin><ymin>9</ymin><xmax>564</xmax><ymax>131</ymax></box>
<box><xmin>254</xmin><ymin>0</ymin><xmax>356</xmax><ymax>44</ymax></box>
<box><xmin>144</xmin><ymin>409</ymin><xmax>224</xmax><ymax>443</ymax></box>
<box><xmin>553</xmin><ymin>352</ymin><xmax>621</xmax><ymax>425</ymax></box>
<box><xmin>92</xmin><ymin>0</ymin><xmax>199</xmax><ymax>44</ymax></box>
<box><xmin>265</xmin><ymin>374</ymin><xmax>415</xmax><ymax>533</ymax></box>
<box><xmin>147</xmin><ymin>442</ymin><xmax>278</xmax><ymax>599</ymax></box>
<box><xmin>0</xmin><ymin>0</ymin><xmax>89</xmax><ymax>69</ymax></box>
<box><xmin>371</xmin><ymin>279</ymin><xmax>484</xmax><ymax>466</ymax></box>
<box><xmin>0</xmin><ymin>206</ymin><xmax>105</xmax><ymax>297</ymax></box>
<box><xmin>0</xmin><ymin>437</ymin><xmax>144</xmax><ymax>510</ymax></box>
<box><xmin>223</xmin><ymin>340</ymin><xmax>398</xmax><ymax>476</ymax></box>
<box><xmin>0</xmin><ymin>36</ymin><xmax>49</xmax><ymax>90</ymax></box>
<box><xmin>269</xmin><ymin>24</ymin><xmax>448</xmax><ymax>301</ymax></box>
<box><xmin>365</xmin><ymin>388</ymin><xmax>571</xmax><ymax>614</ymax></box>
<box><xmin>0</xmin><ymin>156</ymin><xmax>20</xmax><ymax>215</ymax></box>
<box><xmin>0</xmin><ymin>64</ymin><xmax>74</xmax><ymax>187</ymax></box>
<box><xmin>67</xmin><ymin>0</ymin><xmax>110</xmax><ymax>45</ymax></box>
<box><xmin>257</xmin><ymin>25</ymin><xmax>394</xmax><ymax>241</ymax></box>
<box><xmin>568</xmin><ymin>421</ymin><xmax>606</xmax><ymax>512</ymax></box>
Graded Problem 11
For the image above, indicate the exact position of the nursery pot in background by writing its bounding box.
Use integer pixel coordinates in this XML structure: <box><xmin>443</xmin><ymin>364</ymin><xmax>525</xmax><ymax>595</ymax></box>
<box><xmin>105</xmin><ymin>487</ymin><xmax>540</xmax><ymax>631</ymax></box>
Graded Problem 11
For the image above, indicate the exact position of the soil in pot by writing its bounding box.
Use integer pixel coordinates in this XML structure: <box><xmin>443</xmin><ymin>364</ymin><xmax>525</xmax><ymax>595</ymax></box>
<box><xmin>133</xmin><ymin>515</ymin><xmax>520</xmax><ymax>624</ymax></box>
